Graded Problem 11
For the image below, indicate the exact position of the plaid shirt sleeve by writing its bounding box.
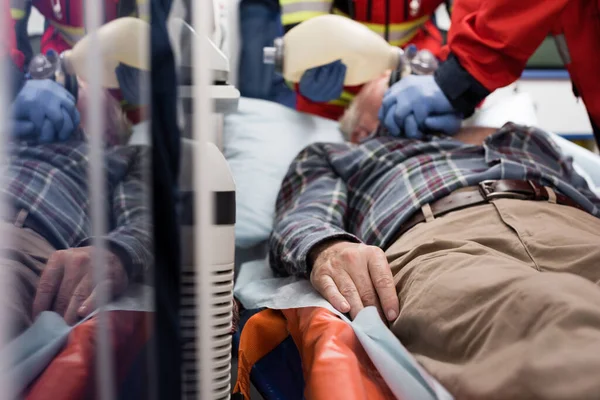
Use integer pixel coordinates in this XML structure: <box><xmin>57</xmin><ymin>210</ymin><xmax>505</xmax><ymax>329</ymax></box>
<box><xmin>80</xmin><ymin>146</ymin><xmax>153</xmax><ymax>280</ymax></box>
<box><xmin>268</xmin><ymin>143</ymin><xmax>361</xmax><ymax>278</ymax></box>
<box><xmin>108</xmin><ymin>146</ymin><xmax>153</xmax><ymax>280</ymax></box>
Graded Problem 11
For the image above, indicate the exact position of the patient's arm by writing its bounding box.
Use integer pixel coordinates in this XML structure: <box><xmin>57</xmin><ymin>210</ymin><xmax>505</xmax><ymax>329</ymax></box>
<box><xmin>103</xmin><ymin>145</ymin><xmax>153</xmax><ymax>281</ymax></box>
<box><xmin>32</xmin><ymin>146</ymin><xmax>152</xmax><ymax>325</ymax></box>
<box><xmin>269</xmin><ymin>143</ymin><xmax>360</xmax><ymax>278</ymax></box>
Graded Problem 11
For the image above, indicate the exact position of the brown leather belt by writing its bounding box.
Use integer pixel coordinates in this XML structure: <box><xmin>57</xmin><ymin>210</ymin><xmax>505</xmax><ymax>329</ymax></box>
<box><xmin>396</xmin><ymin>179</ymin><xmax>585</xmax><ymax>238</ymax></box>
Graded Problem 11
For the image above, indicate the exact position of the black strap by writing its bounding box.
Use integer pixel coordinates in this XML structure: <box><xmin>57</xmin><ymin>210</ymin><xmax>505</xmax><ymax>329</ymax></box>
<box><xmin>434</xmin><ymin>54</ymin><xmax>490</xmax><ymax>118</ymax></box>
<box><xmin>589</xmin><ymin>113</ymin><xmax>600</xmax><ymax>151</ymax></box>
<box><xmin>118</xmin><ymin>0</ymin><xmax>139</xmax><ymax>17</ymax></box>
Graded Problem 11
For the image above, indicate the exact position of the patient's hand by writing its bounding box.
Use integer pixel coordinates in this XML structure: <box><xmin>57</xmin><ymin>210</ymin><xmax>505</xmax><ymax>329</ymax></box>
<box><xmin>32</xmin><ymin>246</ymin><xmax>129</xmax><ymax>325</ymax></box>
<box><xmin>309</xmin><ymin>240</ymin><xmax>399</xmax><ymax>321</ymax></box>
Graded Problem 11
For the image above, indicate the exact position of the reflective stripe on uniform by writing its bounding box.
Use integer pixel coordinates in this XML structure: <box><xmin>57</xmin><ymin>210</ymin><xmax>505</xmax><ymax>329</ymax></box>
<box><xmin>281</xmin><ymin>0</ymin><xmax>332</xmax><ymax>26</ymax></box>
<box><xmin>10</xmin><ymin>8</ymin><xmax>25</xmax><ymax>19</ymax></box>
<box><xmin>332</xmin><ymin>9</ymin><xmax>428</xmax><ymax>46</ymax></box>
<box><xmin>10</xmin><ymin>0</ymin><xmax>28</xmax><ymax>20</ymax></box>
<box><xmin>48</xmin><ymin>21</ymin><xmax>86</xmax><ymax>46</ymax></box>
<box><xmin>327</xmin><ymin>90</ymin><xmax>355</xmax><ymax>108</ymax></box>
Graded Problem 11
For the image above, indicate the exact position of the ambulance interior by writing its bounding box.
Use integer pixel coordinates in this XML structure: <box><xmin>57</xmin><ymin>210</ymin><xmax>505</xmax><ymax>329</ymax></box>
<box><xmin>223</xmin><ymin>1</ymin><xmax>600</xmax><ymax>399</ymax></box>
<box><xmin>14</xmin><ymin>0</ymin><xmax>600</xmax><ymax>399</ymax></box>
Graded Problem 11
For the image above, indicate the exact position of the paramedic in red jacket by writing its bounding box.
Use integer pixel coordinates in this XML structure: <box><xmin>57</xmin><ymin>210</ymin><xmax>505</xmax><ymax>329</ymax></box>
<box><xmin>10</xmin><ymin>0</ymin><xmax>147</xmax><ymax>123</ymax></box>
<box><xmin>282</xmin><ymin>0</ymin><xmax>447</xmax><ymax>121</ymax></box>
<box><xmin>379</xmin><ymin>0</ymin><xmax>600</xmax><ymax>145</ymax></box>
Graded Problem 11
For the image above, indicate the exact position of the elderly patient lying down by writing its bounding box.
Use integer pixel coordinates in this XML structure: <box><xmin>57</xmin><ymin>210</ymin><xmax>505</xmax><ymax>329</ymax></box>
<box><xmin>3</xmin><ymin>80</ymin><xmax>151</xmax><ymax>338</ymax></box>
<box><xmin>269</xmin><ymin>74</ymin><xmax>600</xmax><ymax>400</ymax></box>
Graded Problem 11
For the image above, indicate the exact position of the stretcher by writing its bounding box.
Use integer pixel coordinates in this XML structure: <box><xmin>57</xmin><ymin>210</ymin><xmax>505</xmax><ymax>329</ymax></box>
<box><xmin>230</xmin><ymin>128</ymin><xmax>600</xmax><ymax>400</ymax></box>
<box><xmin>232</xmin><ymin>258</ymin><xmax>456</xmax><ymax>400</ymax></box>
<box><xmin>25</xmin><ymin>310</ymin><xmax>153</xmax><ymax>399</ymax></box>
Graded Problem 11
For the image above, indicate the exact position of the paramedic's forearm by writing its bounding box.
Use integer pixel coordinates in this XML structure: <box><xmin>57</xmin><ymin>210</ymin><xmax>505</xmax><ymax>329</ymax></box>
<box><xmin>443</xmin><ymin>0</ymin><xmax>568</xmax><ymax>110</ymax></box>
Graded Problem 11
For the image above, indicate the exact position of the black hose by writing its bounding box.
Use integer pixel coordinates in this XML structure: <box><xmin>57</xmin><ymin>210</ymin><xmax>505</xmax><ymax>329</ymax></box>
<box><xmin>384</xmin><ymin>0</ymin><xmax>390</xmax><ymax>41</ymax></box>
<box><xmin>347</xmin><ymin>0</ymin><xmax>355</xmax><ymax>19</ymax></box>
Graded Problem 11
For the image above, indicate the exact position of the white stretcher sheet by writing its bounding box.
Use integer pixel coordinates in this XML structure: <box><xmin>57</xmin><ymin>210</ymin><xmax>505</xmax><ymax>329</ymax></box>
<box><xmin>1</xmin><ymin>284</ymin><xmax>154</xmax><ymax>394</ymax></box>
<box><xmin>234</xmin><ymin>259</ymin><xmax>454</xmax><ymax>400</ymax></box>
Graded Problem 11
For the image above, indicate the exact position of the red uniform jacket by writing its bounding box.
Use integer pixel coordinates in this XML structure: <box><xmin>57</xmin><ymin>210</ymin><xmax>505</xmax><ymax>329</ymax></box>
<box><xmin>436</xmin><ymin>0</ymin><xmax>600</xmax><ymax>137</ymax></box>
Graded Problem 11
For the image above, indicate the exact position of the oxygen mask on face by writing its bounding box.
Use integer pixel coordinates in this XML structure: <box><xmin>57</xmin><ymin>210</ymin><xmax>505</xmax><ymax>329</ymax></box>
<box><xmin>27</xmin><ymin>50</ymin><xmax>79</xmax><ymax>101</ymax></box>
<box><xmin>373</xmin><ymin>46</ymin><xmax>441</xmax><ymax>138</ymax></box>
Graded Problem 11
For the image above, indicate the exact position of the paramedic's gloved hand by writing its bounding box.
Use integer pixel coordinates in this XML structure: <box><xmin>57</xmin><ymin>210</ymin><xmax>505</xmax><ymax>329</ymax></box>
<box><xmin>309</xmin><ymin>240</ymin><xmax>399</xmax><ymax>322</ymax></box>
<box><xmin>299</xmin><ymin>60</ymin><xmax>347</xmax><ymax>103</ymax></box>
<box><xmin>11</xmin><ymin>79</ymin><xmax>80</xmax><ymax>143</ymax></box>
<box><xmin>115</xmin><ymin>63</ymin><xmax>149</xmax><ymax>106</ymax></box>
<box><xmin>378</xmin><ymin>74</ymin><xmax>462</xmax><ymax>139</ymax></box>
<box><xmin>32</xmin><ymin>246</ymin><xmax>129</xmax><ymax>325</ymax></box>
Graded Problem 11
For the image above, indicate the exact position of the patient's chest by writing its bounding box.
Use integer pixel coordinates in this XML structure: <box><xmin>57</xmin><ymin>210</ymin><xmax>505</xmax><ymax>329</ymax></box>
<box><xmin>3</xmin><ymin>144</ymin><xmax>132</xmax><ymax>242</ymax></box>
<box><xmin>7</xmin><ymin>143</ymin><xmax>128</xmax><ymax>194</ymax></box>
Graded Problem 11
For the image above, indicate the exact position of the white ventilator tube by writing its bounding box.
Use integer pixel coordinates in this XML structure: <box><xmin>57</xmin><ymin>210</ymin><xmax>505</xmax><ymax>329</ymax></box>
<box><xmin>263</xmin><ymin>14</ymin><xmax>403</xmax><ymax>85</ymax></box>
<box><xmin>62</xmin><ymin>17</ymin><xmax>150</xmax><ymax>88</ymax></box>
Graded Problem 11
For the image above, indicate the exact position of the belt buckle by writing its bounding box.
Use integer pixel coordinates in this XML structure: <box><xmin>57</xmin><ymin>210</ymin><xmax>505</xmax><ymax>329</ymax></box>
<box><xmin>478</xmin><ymin>180</ymin><xmax>529</xmax><ymax>201</ymax></box>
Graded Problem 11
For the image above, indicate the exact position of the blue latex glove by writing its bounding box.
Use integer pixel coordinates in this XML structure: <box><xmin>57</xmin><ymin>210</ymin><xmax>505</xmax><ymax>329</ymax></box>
<box><xmin>298</xmin><ymin>60</ymin><xmax>347</xmax><ymax>103</ymax></box>
<box><xmin>11</xmin><ymin>79</ymin><xmax>80</xmax><ymax>144</ymax></box>
<box><xmin>378</xmin><ymin>75</ymin><xmax>462</xmax><ymax>139</ymax></box>
<box><xmin>115</xmin><ymin>63</ymin><xmax>149</xmax><ymax>106</ymax></box>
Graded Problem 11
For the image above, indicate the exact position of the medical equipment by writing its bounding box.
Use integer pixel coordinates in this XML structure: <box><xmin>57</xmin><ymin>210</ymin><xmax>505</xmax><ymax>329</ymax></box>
<box><xmin>263</xmin><ymin>14</ymin><xmax>407</xmax><ymax>86</ymax></box>
<box><xmin>169</xmin><ymin>2</ymin><xmax>239</xmax><ymax>397</ymax></box>
<box><xmin>373</xmin><ymin>47</ymin><xmax>439</xmax><ymax>138</ymax></box>
<box><xmin>27</xmin><ymin>51</ymin><xmax>79</xmax><ymax>100</ymax></box>
<box><xmin>410</xmin><ymin>49</ymin><xmax>438</xmax><ymax>75</ymax></box>
<box><xmin>26</xmin><ymin>17</ymin><xmax>150</xmax><ymax>97</ymax></box>
<box><xmin>61</xmin><ymin>17</ymin><xmax>150</xmax><ymax>88</ymax></box>
<box><xmin>168</xmin><ymin>16</ymin><xmax>240</xmax><ymax>122</ymax></box>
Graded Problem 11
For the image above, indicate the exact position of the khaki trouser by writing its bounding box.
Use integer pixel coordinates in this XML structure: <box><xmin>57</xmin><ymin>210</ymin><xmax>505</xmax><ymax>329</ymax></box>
<box><xmin>0</xmin><ymin>210</ymin><xmax>55</xmax><ymax>339</ymax></box>
<box><xmin>387</xmin><ymin>198</ymin><xmax>600</xmax><ymax>400</ymax></box>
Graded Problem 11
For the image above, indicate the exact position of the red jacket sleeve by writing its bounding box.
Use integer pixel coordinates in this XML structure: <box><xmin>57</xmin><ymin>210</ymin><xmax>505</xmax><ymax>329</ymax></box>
<box><xmin>434</xmin><ymin>0</ymin><xmax>570</xmax><ymax>117</ymax></box>
<box><xmin>449</xmin><ymin>0</ymin><xmax>569</xmax><ymax>90</ymax></box>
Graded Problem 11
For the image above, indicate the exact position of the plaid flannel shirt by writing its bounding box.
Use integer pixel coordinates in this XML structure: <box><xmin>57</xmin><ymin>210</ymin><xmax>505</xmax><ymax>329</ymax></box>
<box><xmin>3</xmin><ymin>143</ymin><xmax>152</xmax><ymax>279</ymax></box>
<box><xmin>269</xmin><ymin>123</ymin><xmax>600</xmax><ymax>277</ymax></box>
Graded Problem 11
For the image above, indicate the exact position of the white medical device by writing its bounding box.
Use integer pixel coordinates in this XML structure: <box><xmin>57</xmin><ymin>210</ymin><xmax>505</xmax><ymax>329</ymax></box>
<box><xmin>168</xmin><ymin>17</ymin><xmax>240</xmax><ymax>116</ymax></box>
<box><xmin>168</xmin><ymin>5</ymin><xmax>239</xmax><ymax>398</ymax></box>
